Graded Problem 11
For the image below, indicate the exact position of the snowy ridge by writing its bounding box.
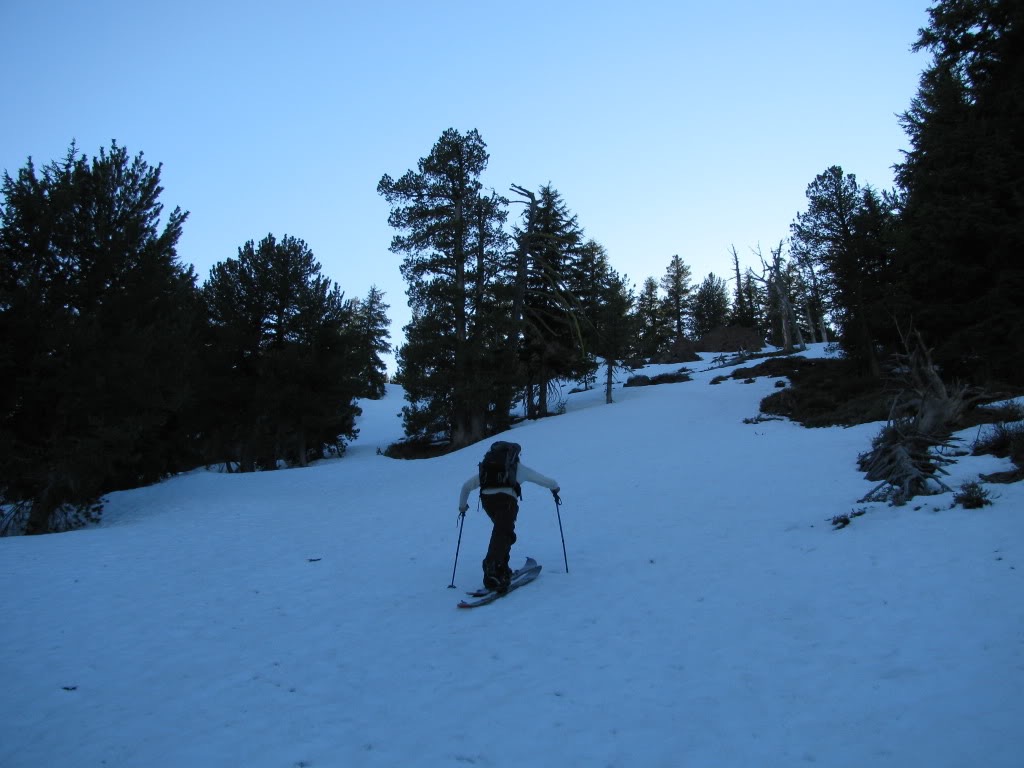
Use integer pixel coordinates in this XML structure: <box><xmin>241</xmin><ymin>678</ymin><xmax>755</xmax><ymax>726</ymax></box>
<box><xmin>2</xmin><ymin>345</ymin><xmax>1022</xmax><ymax>767</ymax></box>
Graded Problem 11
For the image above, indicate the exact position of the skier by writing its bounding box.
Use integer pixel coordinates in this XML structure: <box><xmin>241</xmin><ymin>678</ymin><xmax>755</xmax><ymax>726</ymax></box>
<box><xmin>458</xmin><ymin>442</ymin><xmax>560</xmax><ymax>593</ymax></box>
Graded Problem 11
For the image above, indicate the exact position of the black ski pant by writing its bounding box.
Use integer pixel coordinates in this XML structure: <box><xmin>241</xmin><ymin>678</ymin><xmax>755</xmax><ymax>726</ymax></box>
<box><xmin>480</xmin><ymin>492</ymin><xmax>519</xmax><ymax>577</ymax></box>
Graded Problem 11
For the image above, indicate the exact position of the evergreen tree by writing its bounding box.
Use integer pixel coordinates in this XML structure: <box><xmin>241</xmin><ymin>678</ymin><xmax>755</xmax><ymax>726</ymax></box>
<box><xmin>791</xmin><ymin>166</ymin><xmax>895</xmax><ymax>375</ymax></box>
<box><xmin>379</xmin><ymin>128</ymin><xmax>510</xmax><ymax>446</ymax></box>
<box><xmin>514</xmin><ymin>184</ymin><xmax>588</xmax><ymax>418</ymax></box>
<box><xmin>591</xmin><ymin>264</ymin><xmax>635</xmax><ymax>404</ymax></box>
<box><xmin>0</xmin><ymin>142</ymin><xmax>198</xmax><ymax>534</ymax></box>
<box><xmin>659</xmin><ymin>254</ymin><xmax>693</xmax><ymax>340</ymax></box>
<box><xmin>894</xmin><ymin>0</ymin><xmax>1024</xmax><ymax>383</ymax></box>
<box><xmin>560</xmin><ymin>237</ymin><xmax>607</xmax><ymax>389</ymax></box>
<box><xmin>633</xmin><ymin>277</ymin><xmax>673</xmax><ymax>359</ymax></box>
<box><xmin>690</xmin><ymin>273</ymin><xmax>731</xmax><ymax>340</ymax></box>
<box><xmin>349</xmin><ymin>285</ymin><xmax>391</xmax><ymax>399</ymax></box>
<box><xmin>200</xmin><ymin>234</ymin><xmax>360</xmax><ymax>470</ymax></box>
<box><xmin>467</xmin><ymin>190</ymin><xmax>519</xmax><ymax>434</ymax></box>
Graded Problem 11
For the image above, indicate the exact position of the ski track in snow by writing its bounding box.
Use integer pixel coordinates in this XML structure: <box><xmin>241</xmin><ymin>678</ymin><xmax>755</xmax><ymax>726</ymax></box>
<box><xmin>2</xmin><ymin>346</ymin><xmax>1022</xmax><ymax>767</ymax></box>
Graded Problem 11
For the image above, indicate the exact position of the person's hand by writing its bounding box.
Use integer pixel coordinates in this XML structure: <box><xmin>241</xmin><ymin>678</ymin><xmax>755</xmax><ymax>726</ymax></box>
<box><xmin>459</xmin><ymin>503</ymin><xmax>469</xmax><ymax>514</ymax></box>
<box><xmin>551</xmin><ymin>488</ymin><xmax>561</xmax><ymax>506</ymax></box>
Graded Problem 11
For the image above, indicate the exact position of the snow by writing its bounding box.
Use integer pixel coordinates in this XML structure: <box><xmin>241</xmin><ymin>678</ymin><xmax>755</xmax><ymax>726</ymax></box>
<box><xmin>2</xmin><ymin>345</ymin><xmax>1022</xmax><ymax>767</ymax></box>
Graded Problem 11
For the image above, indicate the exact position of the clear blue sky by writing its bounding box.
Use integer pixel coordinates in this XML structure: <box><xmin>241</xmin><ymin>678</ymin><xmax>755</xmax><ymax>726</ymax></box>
<box><xmin>2</xmin><ymin>0</ymin><xmax>928</xmax><ymax>363</ymax></box>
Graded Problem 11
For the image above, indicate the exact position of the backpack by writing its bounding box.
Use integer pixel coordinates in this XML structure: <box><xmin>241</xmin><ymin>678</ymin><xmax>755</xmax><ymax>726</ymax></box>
<box><xmin>478</xmin><ymin>441</ymin><xmax>522</xmax><ymax>497</ymax></box>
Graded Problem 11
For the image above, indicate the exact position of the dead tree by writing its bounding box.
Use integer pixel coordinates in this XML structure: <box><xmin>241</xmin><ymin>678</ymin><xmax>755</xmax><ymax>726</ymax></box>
<box><xmin>751</xmin><ymin>242</ymin><xmax>805</xmax><ymax>354</ymax></box>
<box><xmin>857</xmin><ymin>329</ymin><xmax>970</xmax><ymax>505</ymax></box>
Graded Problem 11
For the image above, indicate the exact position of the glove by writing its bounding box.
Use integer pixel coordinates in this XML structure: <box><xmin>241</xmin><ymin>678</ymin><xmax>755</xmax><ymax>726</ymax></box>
<box><xmin>551</xmin><ymin>488</ymin><xmax>561</xmax><ymax>506</ymax></box>
<box><xmin>459</xmin><ymin>504</ymin><xmax>469</xmax><ymax>514</ymax></box>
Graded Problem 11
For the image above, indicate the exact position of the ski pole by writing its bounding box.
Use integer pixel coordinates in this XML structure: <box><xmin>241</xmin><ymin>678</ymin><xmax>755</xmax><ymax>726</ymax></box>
<box><xmin>553</xmin><ymin>491</ymin><xmax>568</xmax><ymax>573</ymax></box>
<box><xmin>448</xmin><ymin>510</ymin><xmax>466</xmax><ymax>588</ymax></box>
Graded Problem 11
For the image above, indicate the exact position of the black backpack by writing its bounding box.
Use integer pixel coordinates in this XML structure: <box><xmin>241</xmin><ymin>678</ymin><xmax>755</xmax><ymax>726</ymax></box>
<box><xmin>479</xmin><ymin>441</ymin><xmax>522</xmax><ymax>497</ymax></box>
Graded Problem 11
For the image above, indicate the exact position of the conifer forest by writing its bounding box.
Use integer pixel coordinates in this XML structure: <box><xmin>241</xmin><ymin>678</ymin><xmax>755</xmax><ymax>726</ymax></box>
<box><xmin>2</xmin><ymin>0</ymin><xmax>1021</xmax><ymax>534</ymax></box>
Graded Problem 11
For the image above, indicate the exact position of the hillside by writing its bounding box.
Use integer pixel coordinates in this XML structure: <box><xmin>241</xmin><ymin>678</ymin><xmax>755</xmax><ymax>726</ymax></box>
<box><xmin>2</xmin><ymin>346</ymin><xmax>1022</xmax><ymax>768</ymax></box>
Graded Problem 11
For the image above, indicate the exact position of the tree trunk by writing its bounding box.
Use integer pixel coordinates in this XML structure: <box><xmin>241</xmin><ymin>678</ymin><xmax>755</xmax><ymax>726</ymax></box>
<box><xmin>730</xmin><ymin>246</ymin><xmax>747</xmax><ymax>323</ymax></box>
<box><xmin>538</xmin><ymin>365</ymin><xmax>549</xmax><ymax>417</ymax></box>
<box><xmin>25</xmin><ymin>491</ymin><xmax>56</xmax><ymax>535</ymax></box>
<box><xmin>771</xmin><ymin>276</ymin><xmax>793</xmax><ymax>353</ymax></box>
<box><xmin>451</xmin><ymin>194</ymin><xmax>469</xmax><ymax>444</ymax></box>
<box><xmin>854</xmin><ymin>289</ymin><xmax>880</xmax><ymax>378</ymax></box>
<box><xmin>802</xmin><ymin>298</ymin><xmax>817</xmax><ymax>344</ymax></box>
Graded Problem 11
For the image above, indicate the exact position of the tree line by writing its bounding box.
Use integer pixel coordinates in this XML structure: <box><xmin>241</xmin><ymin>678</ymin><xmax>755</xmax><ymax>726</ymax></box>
<box><xmin>0</xmin><ymin>143</ymin><xmax>391</xmax><ymax>534</ymax></box>
<box><xmin>375</xmin><ymin>126</ymin><xmax>798</xmax><ymax>453</ymax></box>
<box><xmin>3</xmin><ymin>0</ymin><xmax>1020</xmax><ymax>533</ymax></box>
<box><xmin>378</xmin><ymin>0</ymin><xmax>1022</xmax><ymax>454</ymax></box>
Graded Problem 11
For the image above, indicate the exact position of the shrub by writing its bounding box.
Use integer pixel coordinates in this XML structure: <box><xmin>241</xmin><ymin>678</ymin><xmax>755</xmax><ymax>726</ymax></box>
<box><xmin>830</xmin><ymin>508</ymin><xmax>866</xmax><ymax>529</ymax></box>
<box><xmin>383</xmin><ymin>437</ymin><xmax>452</xmax><ymax>460</ymax></box>
<box><xmin>953</xmin><ymin>481</ymin><xmax>992</xmax><ymax>509</ymax></box>
<box><xmin>972</xmin><ymin>422</ymin><xmax>1024</xmax><ymax>468</ymax></box>
<box><xmin>624</xmin><ymin>370</ymin><xmax>692</xmax><ymax>387</ymax></box>
<box><xmin>739</xmin><ymin>357</ymin><xmax>890</xmax><ymax>427</ymax></box>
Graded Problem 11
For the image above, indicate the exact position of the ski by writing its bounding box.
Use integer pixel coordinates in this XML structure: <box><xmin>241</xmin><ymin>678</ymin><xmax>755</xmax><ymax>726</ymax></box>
<box><xmin>463</xmin><ymin>558</ymin><xmax>540</xmax><ymax>596</ymax></box>
<box><xmin>457</xmin><ymin>557</ymin><xmax>542</xmax><ymax>608</ymax></box>
<box><xmin>462</xmin><ymin>558</ymin><xmax>541</xmax><ymax>598</ymax></box>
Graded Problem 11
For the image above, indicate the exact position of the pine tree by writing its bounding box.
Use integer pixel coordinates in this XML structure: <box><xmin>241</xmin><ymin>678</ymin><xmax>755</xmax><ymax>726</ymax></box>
<box><xmin>514</xmin><ymin>184</ymin><xmax>588</xmax><ymax>419</ymax></box>
<box><xmin>200</xmin><ymin>234</ymin><xmax>360</xmax><ymax>470</ymax></box>
<box><xmin>633</xmin><ymin>277</ymin><xmax>673</xmax><ymax>360</ymax></box>
<box><xmin>466</xmin><ymin>191</ymin><xmax>518</xmax><ymax>435</ymax></box>
<box><xmin>690</xmin><ymin>273</ymin><xmax>731</xmax><ymax>340</ymax></box>
<box><xmin>591</xmin><ymin>264</ymin><xmax>635</xmax><ymax>404</ymax></box>
<box><xmin>560</xmin><ymin>238</ymin><xmax>606</xmax><ymax>389</ymax></box>
<box><xmin>791</xmin><ymin>166</ymin><xmax>895</xmax><ymax>375</ymax></box>
<box><xmin>660</xmin><ymin>254</ymin><xmax>693</xmax><ymax>340</ymax></box>
<box><xmin>893</xmin><ymin>0</ymin><xmax>1024</xmax><ymax>383</ymax></box>
<box><xmin>349</xmin><ymin>285</ymin><xmax>392</xmax><ymax>400</ymax></box>
<box><xmin>379</xmin><ymin>128</ymin><xmax>510</xmax><ymax>446</ymax></box>
<box><xmin>0</xmin><ymin>142</ymin><xmax>199</xmax><ymax>534</ymax></box>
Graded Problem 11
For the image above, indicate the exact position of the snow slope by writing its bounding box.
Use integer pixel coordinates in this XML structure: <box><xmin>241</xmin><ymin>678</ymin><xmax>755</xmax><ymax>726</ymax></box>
<box><xmin>2</xmin><ymin>347</ymin><xmax>1022</xmax><ymax>767</ymax></box>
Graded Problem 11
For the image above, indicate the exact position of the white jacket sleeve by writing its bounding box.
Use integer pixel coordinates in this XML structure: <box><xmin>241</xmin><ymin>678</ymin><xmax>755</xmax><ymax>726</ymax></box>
<box><xmin>516</xmin><ymin>463</ymin><xmax>559</xmax><ymax>491</ymax></box>
<box><xmin>458</xmin><ymin>473</ymin><xmax>480</xmax><ymax>509</ymax></box>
